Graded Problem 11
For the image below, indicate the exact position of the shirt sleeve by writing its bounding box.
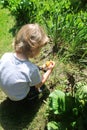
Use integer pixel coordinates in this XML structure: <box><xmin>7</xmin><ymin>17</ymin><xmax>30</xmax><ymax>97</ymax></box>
<box><xmin>29</xmin><ymin>67</ymin><xmax>41</xmax><ymax>86</ymax></box>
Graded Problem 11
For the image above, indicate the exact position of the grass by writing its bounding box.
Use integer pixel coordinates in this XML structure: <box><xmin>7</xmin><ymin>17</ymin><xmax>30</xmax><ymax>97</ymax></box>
<box><xmin>0</xmin><ymin>97</ymin><xmax>48</xmax><ymax>130</ymax></box>
<box><xmin>0</xmin><ymin>4</ymin><xmax>15</xmax><ymax>57</ymax></box>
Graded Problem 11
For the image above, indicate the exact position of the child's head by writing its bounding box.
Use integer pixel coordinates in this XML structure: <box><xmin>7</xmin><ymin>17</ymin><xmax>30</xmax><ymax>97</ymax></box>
<box><xmin>13</xmin><ymin>23</ymin><xmax>49</xmax><ymax>58</ymax></box>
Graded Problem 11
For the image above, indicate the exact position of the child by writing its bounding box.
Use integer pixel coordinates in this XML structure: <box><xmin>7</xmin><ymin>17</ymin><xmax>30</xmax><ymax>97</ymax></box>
<box><xmin>0</xmin><ymin>23</ymin><xmax>55</xmax><ymax>101</ymax></box>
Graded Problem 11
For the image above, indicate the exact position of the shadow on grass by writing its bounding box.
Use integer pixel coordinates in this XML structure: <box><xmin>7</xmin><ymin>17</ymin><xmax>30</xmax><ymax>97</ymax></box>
<box><xmin>0</xmin><ymin>91</ymin><xmax>49</xmax><ymax>130</ymax></box>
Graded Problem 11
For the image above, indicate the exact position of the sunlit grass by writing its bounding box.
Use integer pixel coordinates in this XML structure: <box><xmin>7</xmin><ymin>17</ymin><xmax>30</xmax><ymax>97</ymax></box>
<box><xmin>0</xmin><ymin>4</ymin><xmax>15</xmax><ymax>57</ymax></box>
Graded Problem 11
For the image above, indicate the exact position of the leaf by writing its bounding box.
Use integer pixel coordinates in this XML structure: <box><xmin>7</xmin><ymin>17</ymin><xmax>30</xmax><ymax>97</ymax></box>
<box><xmin>47</xmin><ymin>121</ymin><xmax>58</xmax><ymax>130</ymax></box>
<box><xmin>47</xmin><ymin>121</ymin><xmax>66</xmax><ymax>130</ymax></box>
<box><xmin>48</xmin><ymin>89</ymin><xmax>75</xmax><ymax>117</ymax></box>
<box><xmin>49</xmin><ymin>90</ymin><xmax>66</xmax><ymax>114</ymax></box>
<box><xmin>75</xmin><ymin>83</ymin><xmax>87</xmax><ymax>102</ymax></box>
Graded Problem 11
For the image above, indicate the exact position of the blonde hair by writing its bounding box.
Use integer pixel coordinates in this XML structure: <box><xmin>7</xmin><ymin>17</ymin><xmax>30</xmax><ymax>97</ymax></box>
<box><xmin>13</xmin><ymin>23</ymin><xmax>49</xmax><ymax>58</ymax></box>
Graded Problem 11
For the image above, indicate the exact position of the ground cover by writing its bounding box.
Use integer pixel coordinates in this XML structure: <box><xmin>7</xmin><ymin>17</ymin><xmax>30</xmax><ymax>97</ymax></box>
<box><xmin>0</xmin><ymin>4</ymin><xmax>87</xmax><ymax>130</ymax></box>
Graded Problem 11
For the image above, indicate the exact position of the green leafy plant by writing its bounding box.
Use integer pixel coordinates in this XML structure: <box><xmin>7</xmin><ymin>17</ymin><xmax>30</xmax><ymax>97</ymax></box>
<box><xmin>46</xmin><ymin>82</ymin><xmax>87</xmax><ymax>130</ymax></box>
<box><xmin>1</xmin><ymin>0</ymin><xmax>37</xmax><ymax>25</ymax></box>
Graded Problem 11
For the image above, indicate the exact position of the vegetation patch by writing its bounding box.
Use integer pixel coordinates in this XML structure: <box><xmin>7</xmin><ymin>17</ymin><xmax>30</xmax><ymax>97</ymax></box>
<box><xmin>0</xmin><ymin>1</ymin><xmax>87</xmax><ymax>130</ymax></box>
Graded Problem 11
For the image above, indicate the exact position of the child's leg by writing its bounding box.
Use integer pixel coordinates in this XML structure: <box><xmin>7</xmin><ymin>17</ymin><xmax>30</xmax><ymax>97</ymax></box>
<box><xmin>27</xmin><ymin>84</ymin><xmax>46</xmax><ymax>100</ymax></box>
<box><xmin>38</xmin><ymin>84</ymin><xmax>46</xmax><ymax>92</ymax></box>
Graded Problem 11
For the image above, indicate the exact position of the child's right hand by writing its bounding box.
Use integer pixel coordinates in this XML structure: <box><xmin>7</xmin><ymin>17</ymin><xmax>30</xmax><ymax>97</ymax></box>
<box><xmin>41</xmin><ymin>61</ymin><xmax>55</xmax><ymax>84</ymax></box>
<box><xmin>40</xmin><ymin>60</ymin><xmax>55</xmax><ymax>72</ymax></box>
<box><xmin>46</xmin><ymin>61</ymin><xmax>55</xmax><ymax>70</ymax></box>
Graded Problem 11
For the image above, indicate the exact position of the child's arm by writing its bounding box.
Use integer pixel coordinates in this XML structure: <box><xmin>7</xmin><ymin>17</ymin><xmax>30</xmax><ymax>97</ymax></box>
<box><xmin>35</xmin><ymin>61</ymin><xmax>55</xmax><ymax>89</ymax></box>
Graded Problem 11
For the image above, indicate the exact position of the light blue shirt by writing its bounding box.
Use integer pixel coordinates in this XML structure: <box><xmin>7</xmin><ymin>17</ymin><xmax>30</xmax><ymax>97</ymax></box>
<box><xmin>0</xmin><ymin>53</ymin><xmax>41</xmax><ymax>101</ymax></box>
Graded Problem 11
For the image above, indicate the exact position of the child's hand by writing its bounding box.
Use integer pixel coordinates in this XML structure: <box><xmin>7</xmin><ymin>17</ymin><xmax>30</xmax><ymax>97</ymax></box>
<box><xmin>39</xmin><ymin>61</ymin><xmax>55</xmax><ymax>72</ymax></box>
<box><xmin>46</xmin><ymin>60</ymin><xmax>55</xmax><ymax>70</ymax></box>
<box><xmin>41</xmin><ymin>61</ymin><xmax>55</xmax><ymax>84</ymax></box>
